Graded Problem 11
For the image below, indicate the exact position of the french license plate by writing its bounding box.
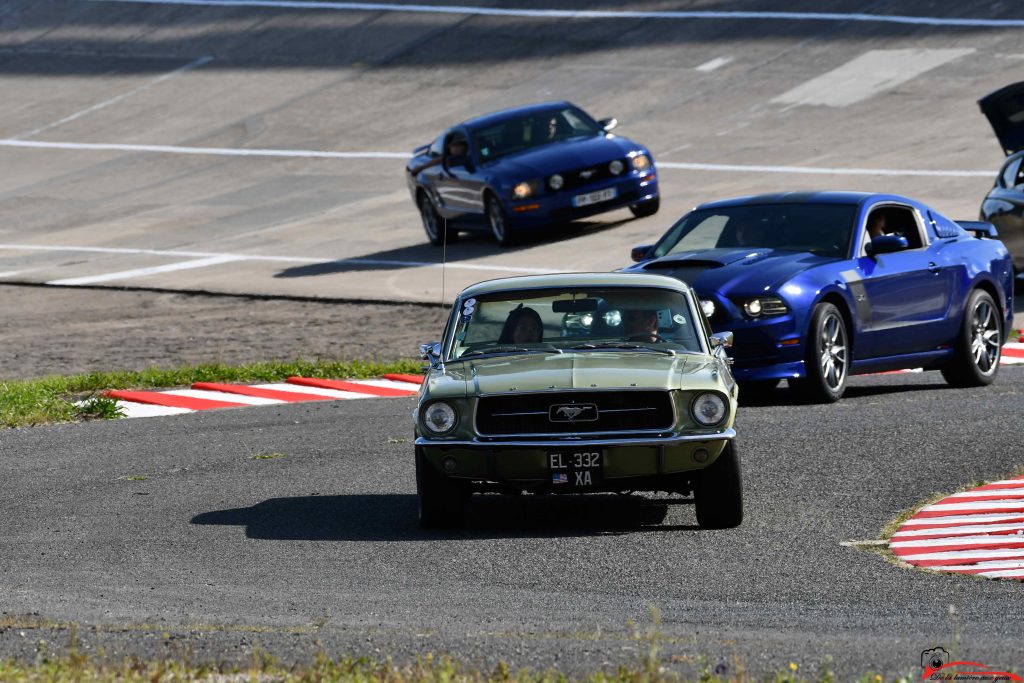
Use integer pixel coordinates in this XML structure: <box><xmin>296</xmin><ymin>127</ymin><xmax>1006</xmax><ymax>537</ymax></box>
<box><xmin>549</xmin><ymin>450</ymin><xmax>603</xmax><ymax>488</ymax></box>
<box><xmin>572</xmin><ymin>187</ymin><xmax>617</xmax><ymax>208</ymax></box>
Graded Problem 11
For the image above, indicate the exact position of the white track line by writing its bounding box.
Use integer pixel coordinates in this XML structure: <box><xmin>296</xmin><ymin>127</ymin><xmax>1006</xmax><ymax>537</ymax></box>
<box><xmin>254</xmin><ymin>383</ymin><xmax>377</xmax><ymax>399</ymax></box>
<box><xmin>0</xmin><ymin>139</ymin><xmax>995</xmax><ymax>178</ymax></box>
<box><xmin>116</xmin><ymin>402</ymin><xmax>193</xmax><ymax>418</ymax></box>
<box><xmin>0</xmin><ymin>139</ymin><xmax>410</xmax><ymax>159</ymax></box>
<box><xmin>900</xmin><ymin>513</ymin><xmax>1024</xmax><ymax>527</ymax></box>
<box><xmin>893</xmin><ymin>522</ymin><xmax>1024</xmax><ymax>538</ymax></box>
<box><xmin>0</xmin><ymin>244</ymin><xmax>561</xmax><ymax>276</ymax></box>
<box><xmin>85</xmin><ymin>0</ymin><xmax>1024</xmax><ymax>29</ymax></box>
<box><xmin>14</xmin><ymin>56</ymin><xmax>213</xmax><ymax>140</ymax></box>
<box><xmin>46</xmin><ymin>254</ymin><xmax>246</xmax><ymax>285</ymax></box>
<box><xmin>695</xmin><ymin>57</ymin><xmax>732</xmax><ymax>72</ymax></box>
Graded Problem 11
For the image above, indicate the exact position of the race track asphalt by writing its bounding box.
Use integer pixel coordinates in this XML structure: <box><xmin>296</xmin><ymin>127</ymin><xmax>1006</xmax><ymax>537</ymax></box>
<box><xmin>2</xmin><ymin>367</ymin><xmax>1022</xmax><ymax>678</ymax></box>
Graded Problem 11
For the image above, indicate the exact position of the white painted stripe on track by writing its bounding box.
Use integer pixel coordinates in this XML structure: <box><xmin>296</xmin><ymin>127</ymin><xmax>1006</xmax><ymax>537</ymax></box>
<box><xmin>977</xmin><ymin>568</ymin><xmax>1024</xmax><ymax>578</ymax></box>
<box><xmin>85</xmin><ymin>0</ymin><xmax>1024</xmax><ymax>29</ymax></box>
<box><xmin>46</xmin><ymin>254</ymin><xmax>246</xmax><ymax>285</ymax></box>
<box><xmin>932</xmin><ymin>560</ymin><xmax>1024</xmax><ymax>571</ymax></box>
<box><xmin>0</xmin><ymin>244</ymin><xmax>561</xmax><ymax>276</ymax></box>
<box><xmin>253</xmin><ymin>383</ymin><xmax>377</xmax><ymax>399</ymax></box>
<box><xmin>921</xmin><ymin>500</ymin><xmax>1024</xmax><ymax>513</ymax></box>
<box><xmin>0</xmin><ymin>139</ymin><xmax>410</xmax><ymax>159</ymax></box>
<box><xmin>355</xmin><ymin>378</ymin><xmax>423</xmax><ymax>390</ymax></box>
<box><xmin>893</xmin><ymin>522</ymin><xmax>1024</xmax><ymax>538</ymax></box>
<box><xmin>899</xmin><ymin>513</ymin><xmax>1024</xmax><ymax>526</ymax></box>
<box><xmin>695</xmin><ymin>57</ymin><xmax>732</xmax><ymax>72</ymax></box>
<box><xmin>656</xmin><ymin>161</ymin><xmax>992</xmax><ymax>178</ymax></box>
<box><xmin>947</xmin><ymin>488</ymin><xmax>1024</xmax><ymax>498</ymax></box>
<box><xmin>116</xmin><ymin>402</ymin><xmax>194</xmax><ymax>418</ymax></box>
<box><xmin>890</xmin><ymin>535</ymin><xmax>1024</xmax><ymax>549</ymax></box>
<box><xmin>13</xmin><ymin>56</ymin><xmax>214</xmax><ymax>140</ymax></box>
<box><xmin>162</xmin><ymin>389</ymin><xmax>281</xmax><ymax>405</ymax></box>
<box><xmin>0</xmin><ymin>139</ymin><xmax>994</xmax><ymax>179</ymax></box>
<box><xmin>894</xmin><ymin>548</ymin><xmax>1024</xmax><ymax>562</ymax></box>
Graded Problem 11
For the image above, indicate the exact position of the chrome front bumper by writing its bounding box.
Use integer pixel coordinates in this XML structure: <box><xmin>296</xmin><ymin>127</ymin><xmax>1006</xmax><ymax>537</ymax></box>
<box><xmin>415</xmin><ymin>428</ymin><xmax>735</xmax><ymax>449</ymax></box>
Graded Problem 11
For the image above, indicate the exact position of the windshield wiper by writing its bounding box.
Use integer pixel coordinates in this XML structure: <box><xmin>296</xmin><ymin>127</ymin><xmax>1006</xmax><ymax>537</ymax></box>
<box><xmin>569</xmin><ymin>342</ymin><xmax>675</xmax><ymax>355</ymax></box>
<box><xmin>458</xmin><ymin>346</ymin><xmax>563</xmax><ymax>359</ymax></box>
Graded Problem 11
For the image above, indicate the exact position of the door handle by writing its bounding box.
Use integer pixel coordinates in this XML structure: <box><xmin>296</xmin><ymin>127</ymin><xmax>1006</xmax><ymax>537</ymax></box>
<box><xmin>927</xmin><ymin>262</ymin><xmax>941</xmax><ymax>273</ymax></box>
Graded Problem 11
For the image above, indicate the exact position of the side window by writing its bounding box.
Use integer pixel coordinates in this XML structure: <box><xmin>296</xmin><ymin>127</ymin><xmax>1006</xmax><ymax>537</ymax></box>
<box><xmin>443</xmin><ymin>131</ymin><xmax>469</xmax><ymax>164</ymax></box>
<box><xmin>1001</xmin><ymin>157</ymin><xmax>1024</xmax><ymax>189</ymax></box>
<box><xmin>864</xmin><ymin>206</ymin><xmax>925</xmax><ymax>252</ymax></box>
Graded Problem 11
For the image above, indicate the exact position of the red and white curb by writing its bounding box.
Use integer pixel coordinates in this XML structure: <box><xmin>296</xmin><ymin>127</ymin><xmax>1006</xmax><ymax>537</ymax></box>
<box><xmin>889</xmin><ymin>474</ymin><xmax>1024</xmax><ymax>580</ymax></box>
<box><xmin>102</xmin><ymin>374</ymin><xmax>424</xmax><ymax>418</ymax></box>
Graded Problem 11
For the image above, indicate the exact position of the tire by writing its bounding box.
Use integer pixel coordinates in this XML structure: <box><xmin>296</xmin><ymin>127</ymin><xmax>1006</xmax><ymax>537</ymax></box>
<box><xmin>629</xmin><ymin>196</ymin><xmax>660</xmax><ymax>219</ymax></box>
<box><xmin>419</xmin><ymin>193</ymin><xmax>457</xmax><ymax>246</ymax></box>
<box><xmin>940</xmin><ymin>289</ymin><xmax>1002</xmax><ymax>387</ymax></box>
<box><xmin>486</xmin><ymin>194</ymin><xmax>515</xmax><ymax>246</ymax></box>
<box><xmin>695</xmin><ymin>441</ymin><xmax>743</xmax><ymax>529</ymax></box>
<box><xmin>415</xmin><ymin>447</ymin><xmax>467</xmax><ymax>529</ymax></box>
<box><xmin>789</xmin><ymin>302</ymin><xmax>848</xmax><ymax>403</ymax></box>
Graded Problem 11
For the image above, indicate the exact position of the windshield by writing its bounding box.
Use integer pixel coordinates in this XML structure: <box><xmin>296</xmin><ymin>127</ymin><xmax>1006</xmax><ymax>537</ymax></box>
<box><xmin>471</xmin><ymin>106</ymin><xmax>603</xmax><ymax>163</ymax></box>
<box><xmin>447</xmin><ymin>286</ymin><xmax>702</xmax><ymax>360</ymax></box>
<box><xmin>651</xmin><ymin>203</ymin><xmax>858</xmax><ymax>259</ymax></box>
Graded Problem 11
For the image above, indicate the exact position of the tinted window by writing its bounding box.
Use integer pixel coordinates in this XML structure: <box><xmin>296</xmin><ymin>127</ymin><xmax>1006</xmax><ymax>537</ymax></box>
<box><xmin>471</xmin><ymin>106</ymin><xmax>603</xmax><ymax>162</ymax></box>
<box><xmin>652</xmin><ymin>203</ymin><xmax>857</xmax><ymax>259</ymax></box>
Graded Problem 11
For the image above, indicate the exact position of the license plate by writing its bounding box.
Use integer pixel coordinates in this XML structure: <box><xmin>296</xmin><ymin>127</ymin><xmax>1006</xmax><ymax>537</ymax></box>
<box><xmin>548</xmin><ymin>450</ymin><xmax>603</xmax><ymax>488</ymax></box>
<box><xmin>572</xmin><ymin>187</ymin><xmax>617</xmax><ymax>208</ymax></box>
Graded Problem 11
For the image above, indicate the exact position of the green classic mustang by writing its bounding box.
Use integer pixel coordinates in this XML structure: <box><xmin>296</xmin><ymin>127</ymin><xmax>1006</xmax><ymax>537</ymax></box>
<box><xmin>414</xmin><ymin>272</ymin><xmax>741</xmax><ymax>529</ymax></box>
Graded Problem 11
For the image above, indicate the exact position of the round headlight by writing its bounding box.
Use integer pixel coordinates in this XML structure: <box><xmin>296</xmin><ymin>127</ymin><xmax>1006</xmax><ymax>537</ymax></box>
<box><xmin>744</xmin><ymin>299</ymin><xmax>763</xmax><ymax>317</ymax></box>
<box><xmin>603</xmin><ymin>309</ymin><xmax>622</xmax><ymax>327</ymax></box>
<box><xmin>692</xmin><ymin>393</ymin><xmax>726</xmax><ymax>426</ymax></box>
<box><xmin>513</xmin><ymin>181</ymin><xmax>534</xmax><ymax>199</ymax></box>
<box><xmin>609</xmin><ymin>159</ymin><xmax>625</xmax><ymax>175</ymax></box>
<box><xmin>548</xmin><ymin>174</ymin><xmax>564</xmax><ymax>190</ymax></box>
<box><xmin>700</xmin><ymin>299</ymin><xmax>716</xmax><ymax>318</ymax></box>
<box><xmin>631</xmin><ymin>154</ymin><xmax>651</xmax><ymax>172</ymax></box>
<box><xmin>422</xmin><ymin>402</ymin><xmax>457</xmax><ymax>434</ymax></box>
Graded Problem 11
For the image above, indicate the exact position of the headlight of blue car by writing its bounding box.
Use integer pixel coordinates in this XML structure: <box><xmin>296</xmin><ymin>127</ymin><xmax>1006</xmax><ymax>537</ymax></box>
<box><xmin>631</xmin><ymin>153</ymin><xmax>652</xmax><ymax>172</ymax></box>
<box><xmin>741</xmin><ymin>296</ymin><xmax>788</xmax><ymax>318</ymax></box>
<box><xmin>512</xmin><ymin>180</ymin><xmax>540</xmax><ymax>199</ymax></box>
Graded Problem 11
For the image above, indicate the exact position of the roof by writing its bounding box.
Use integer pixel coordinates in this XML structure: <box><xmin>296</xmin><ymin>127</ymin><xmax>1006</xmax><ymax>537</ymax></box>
<box><xmin>456</xmin><ymin>272</ymin><xmax>692</xmax><ymax>299</ymax></box>
<box><xmin>696</xmin><ymin>191</ymin><xmax>880</xmax><ymax>210</ymax></box>
<box><xmin>460</xmin><ymin>101</ymin><xmax>574</xmax><ymax>130</ymax></box>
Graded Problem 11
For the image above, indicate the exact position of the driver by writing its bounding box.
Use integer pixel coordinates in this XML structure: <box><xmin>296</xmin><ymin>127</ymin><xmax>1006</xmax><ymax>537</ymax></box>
<box><xmin>498</xmin><ymin>304</ymin><xmax>543</xmax><ymax>344</ymax></box>
<box><xmin>622</xmin><ymin>309</ymin><xmax>659</xmax><ymax>343</ymax></box>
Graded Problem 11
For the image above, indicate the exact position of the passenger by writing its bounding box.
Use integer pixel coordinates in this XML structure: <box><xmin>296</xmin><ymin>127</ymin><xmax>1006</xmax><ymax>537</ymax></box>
<box><xmin>498</xmin><ymin>305</ymin><xmax>543</xmax><ymax>344</ymax></box>
<box><xmin>622</xmin><ymin>309</ymin><xmax>660</xmax><ymax>343</ymax></box>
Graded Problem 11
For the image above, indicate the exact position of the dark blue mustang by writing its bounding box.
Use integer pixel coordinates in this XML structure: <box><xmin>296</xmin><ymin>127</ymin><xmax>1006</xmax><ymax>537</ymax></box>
<box><xmin>623</xmin><ymin>192</ymin><xmax>1015</xmax><ymax>402</ymax></box>
<box><xmin>406</xmin><ymin>101</ymin><xmax>659</xmax><ymax>246</ymax></box>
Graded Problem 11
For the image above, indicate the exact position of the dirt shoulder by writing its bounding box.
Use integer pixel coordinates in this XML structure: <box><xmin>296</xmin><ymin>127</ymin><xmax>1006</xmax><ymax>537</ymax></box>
<box><xmin>0</xmin><ymin>285</ymin><xmax>446</xmax><ymax>381</ymax></box>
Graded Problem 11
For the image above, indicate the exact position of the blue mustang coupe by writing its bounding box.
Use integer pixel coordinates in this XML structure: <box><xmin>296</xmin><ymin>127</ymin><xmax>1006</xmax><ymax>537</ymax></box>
<box><xmin>622</xmin><ymin>192</ymin><xmax>1015</xmax><ymax>402</ymax></box>
<box><xmin>406</xmin><ymin>101</ymin><xmax>659</xmax><ymax>246</ymax></box>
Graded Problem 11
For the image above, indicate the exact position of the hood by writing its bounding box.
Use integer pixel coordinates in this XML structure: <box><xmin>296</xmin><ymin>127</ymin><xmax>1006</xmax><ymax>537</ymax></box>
<box><xmin>493</xmin><ymin>135</ymin><xmax>638</xmax><ymax>176</ymax></box>
<box><xmin>427</xmin><ymin>351</ymin><xmax>722</xmax><ymax>397</ymax></box>
<box><xmin>631</xmin><ymin>248</ymin><xmax>837</xmax><ymax>295</ymax></box>
<box><xmin>979</xmin><ymin>81</ymin><xmax>1024</xmax><ymax>155</ymax></box>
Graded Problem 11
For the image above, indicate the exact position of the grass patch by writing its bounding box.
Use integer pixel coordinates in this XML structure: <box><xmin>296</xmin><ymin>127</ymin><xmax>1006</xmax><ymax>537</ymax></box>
<box><xmin>0</xmin><ymin>358</ymin><xmax>421</xmax><ymax>429</ymax></box>
<box><xmin>0</xmin><ymin>648</ymin><xmax>909</xmax><ymax>683</ymax></box>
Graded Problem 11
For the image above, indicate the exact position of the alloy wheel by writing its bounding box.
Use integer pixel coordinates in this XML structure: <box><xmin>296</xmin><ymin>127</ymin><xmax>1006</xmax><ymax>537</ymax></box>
<box><xmin>819</xmin><ymin>312</ymin><xmax>847</xmax><ymax>390</ymax></box>
<box><xmin>970</xmin><ymin>299</ymin><xmax>1000</xmax><ymax>374</ymax></box>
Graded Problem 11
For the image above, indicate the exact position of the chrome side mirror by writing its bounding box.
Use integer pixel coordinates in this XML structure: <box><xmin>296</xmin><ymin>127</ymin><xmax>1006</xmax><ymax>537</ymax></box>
<box><xmin>710</xmin><ymin>331</ymin><xmax>734</xmax><ymax>349</ymax></box>
<box><xmin>419</xmin><ymin>341</ymin><xmax>441</xmax><ymax>362</ymax></box>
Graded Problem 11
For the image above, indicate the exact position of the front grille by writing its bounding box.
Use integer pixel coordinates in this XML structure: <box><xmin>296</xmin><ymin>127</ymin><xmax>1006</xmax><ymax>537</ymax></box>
<box><xmin>476</xmin><ymin>391</ymin><xmax>674</xmax><ymax>435</ymax></box>
<box><xmin>549</xmin><ymin>161</ymin><xmax>625</xmax><ymax>192</ymax></box>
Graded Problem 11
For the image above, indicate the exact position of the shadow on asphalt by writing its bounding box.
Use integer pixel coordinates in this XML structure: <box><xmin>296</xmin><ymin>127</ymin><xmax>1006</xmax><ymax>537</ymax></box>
<box><xmin>738</xmin><ymin>379</ymin><xmax>954</xmax><ymax>407</ymax></box>
<box><xmin>191</xmin><ymin>493</ymin><xmax>699</xmax><ymax>540</ymax></box>
<box><xmin>273</xmin><ymin>218</ymin><xmax>632</xmax><ymax>278</ymax></box>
